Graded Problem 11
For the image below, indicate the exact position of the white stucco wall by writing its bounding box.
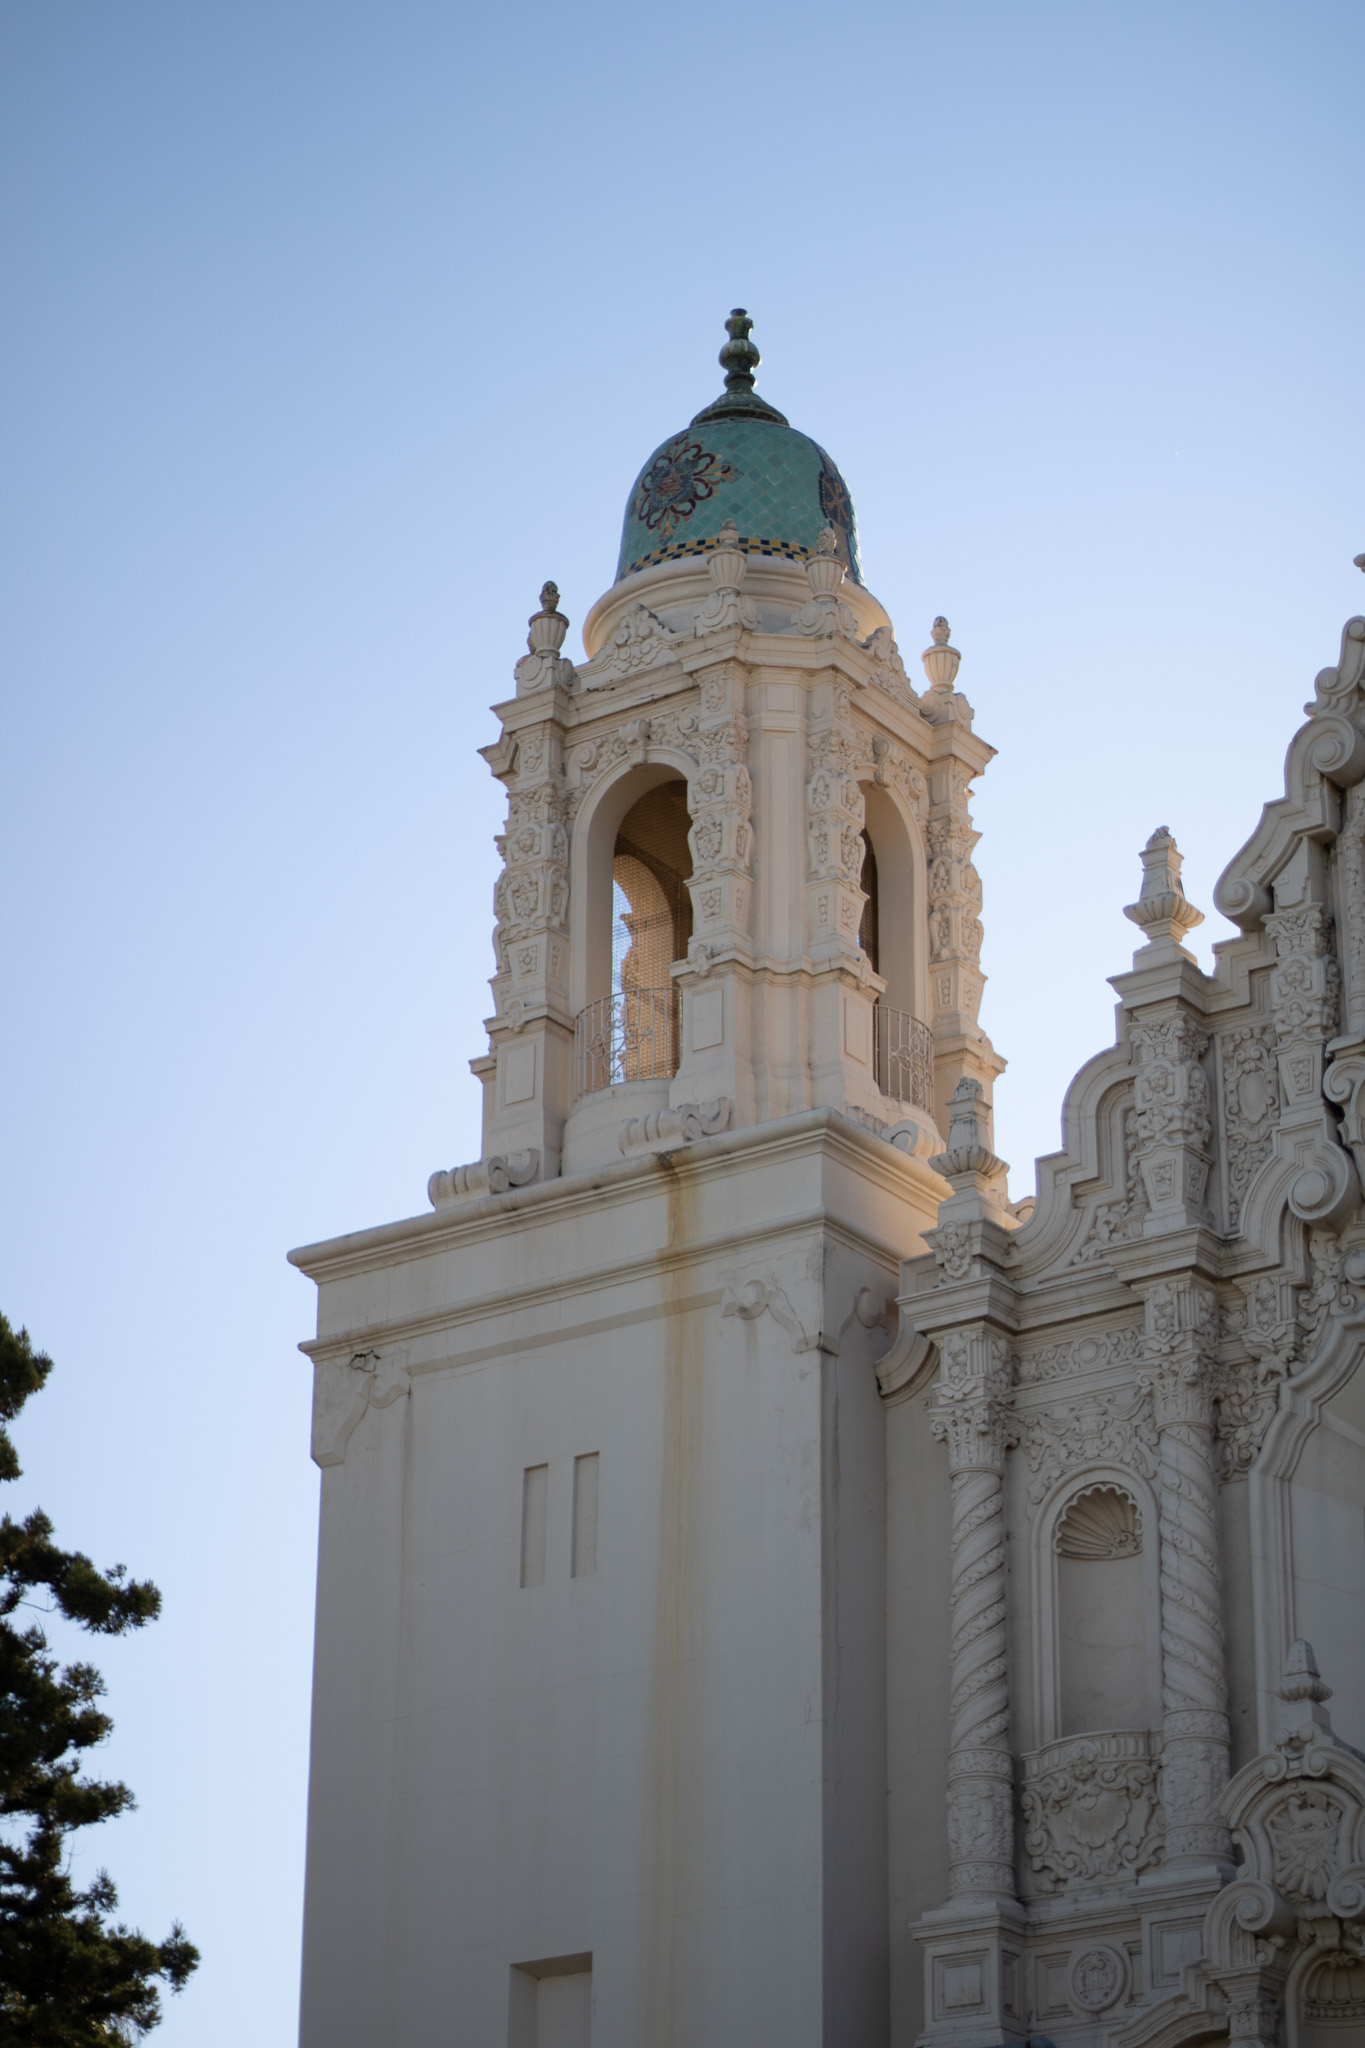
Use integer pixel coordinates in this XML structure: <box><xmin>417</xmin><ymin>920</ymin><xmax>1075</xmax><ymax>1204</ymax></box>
<box><xmin>295</xmin><ymin>1113</ymin><xmax>939</xmax><ymax>2048</ymax></box>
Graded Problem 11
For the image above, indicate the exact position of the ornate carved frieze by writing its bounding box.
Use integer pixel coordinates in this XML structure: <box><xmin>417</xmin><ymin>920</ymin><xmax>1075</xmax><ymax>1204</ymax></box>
<box><xmin>1301</xmin><ymin>1225</ymin><xmax>1364</xmax><ymax>1336</ymax></box>
<box><xmin>1265</xmin><ymin>903</ymin><xmax>1340</xmax><ymax>1050</ymax></box>
<box><xmin>1016</xmin><ymin>1323</ymin><xmax>1143</xmax><ymax>1385</ymax></box>
<box><xmin>579</xmin><ymin>600</ymin><xmax>680</xmax><ymax>688</ymax></box>
<box><xmin>860</xmin><ymin>625</ymin><xmax>919</xmax><ymax>711</ymax></box>
<box><xmin>1214</xmin><ymin>1275</ymin><xmax>1300</xmax><ymax>1478</ymax></box>
<box><xmin>1020</xmin><ymin>1388</ymin><xmax>1157</xmax><ymax>1508</ymax></box>
<box><xmin>1072</xmin><ymin>1102</ymin><xmax>1150</xmax><ymax>1262</ymax></box>
<box><xmin>1129</xmin><ymin>1012</ymin><xmax>1212</xmax><ymax>1222</ymax></box>
<box><xmin>687</xmin><ymin>680</ymin><xmax>753</xmax><ymax>946</ymax></box>
<box><xmin>927</xmin><ymin>816</ymin><xmax>983</xmax><ymax>971</ymax></box>
<box><xmin>932</xmin><ymin>1221</ymin><xmax>975</xmax><ymax>1285</ymax></box>
<box><xmin>806</xmin><ymin>709</ymin><xmax>867</xmax><ymax>953</ymax></box>
<box><xmin>564</xmin><ymin>702</ymin><xmax>703</xmax><ymax>828</ymax></box>
<box><xmin>1020</xmin><ymin>1731</ymin><xmax>1164</xmax><ymax>1896</ymax></box>
<box><xmin>1219</xmin><ymin>1023</ymin><xmax>1281</xmax><ymax>1232</ymax></box>
<box><xmin>868</xmin><ymin>731</ymin><xmax>927</xmax><ymax>818</ymax></box>
<box><xmin>491</xmin><ymin>779</ymin><xmax>571</xmax><ymax>1005</ymax></box>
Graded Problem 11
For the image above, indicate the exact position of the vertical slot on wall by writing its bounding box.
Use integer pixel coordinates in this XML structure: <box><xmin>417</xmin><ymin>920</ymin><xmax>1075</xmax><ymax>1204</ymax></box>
<box><xmin>571</xmin><ymin>1453</ymin><xmax>599</xmax><ymax>1579</ymax></box>
<box><xmin>520</xmin><ymin>1464</ymin><xmax>548</xmax><ymax>1589</ymax></box>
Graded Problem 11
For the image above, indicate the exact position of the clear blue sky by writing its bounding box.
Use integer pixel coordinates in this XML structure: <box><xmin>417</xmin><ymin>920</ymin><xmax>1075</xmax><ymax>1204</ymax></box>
<box><xmin>2</xmin><ymin>3</ymin><xmax>1361</xmax><ymax>2040</ymax></box>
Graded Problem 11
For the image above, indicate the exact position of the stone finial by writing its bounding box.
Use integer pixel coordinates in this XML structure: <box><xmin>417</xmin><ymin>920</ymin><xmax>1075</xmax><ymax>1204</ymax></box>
<box><xmin>717</xmin><ymin>518</ymin><xmax>741</xmax><ymax>552</ymax></box>
<box><xmin>931</xmin><ymin>1076</ymin><xmax>1007</xmax><ymax>1190</ymax></box>
<box><xmin>1123</xmin><ymin>826</ymin><xmax>1205</xmax><ymax>955</ymax></box>
<box><xmin>527</xmin><ymin>581</ymin><xmax>569</xmax><ymax>655</ymax></box>
<box><xmin>803</xmin><ymin>527</ymin><xmax>847</xmax><ymax>601</ymax></box>
<box><xmin>921</xmin><ymin>617</ymin><xmax>961</xmax><ymax>689</ymax></box>
<box><xmin>1354</xmin><ymin>552</ymin><xmax>1365</xmax><ymax>572</ymax></box>
<box><xmin>1274</xmin><ymin>1638</ymin><xmax>1344</xmax><ymax>1758</ymax></box>
<box><xmin>719</xmin><ymin>308</ymin><xmax>760</xmax><ymax>394</ymax></box>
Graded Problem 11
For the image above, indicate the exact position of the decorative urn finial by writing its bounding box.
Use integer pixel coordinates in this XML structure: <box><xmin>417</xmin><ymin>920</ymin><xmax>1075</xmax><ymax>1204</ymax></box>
<box><xmin>921</xmin><ymin>617</ymin><xmax>961</xmax><ymax>689</ymax></box>
<box><xmin>527</xmin><ymin>580</ymin><xmax>568</xmax><ymax>655</ymax></box>
<box><xmin>719</xmin><ymin>309</ymin><xmax>760</xmax><ymax>395</ymax></box>
<box><xmin>1123</xmin><ymin>826</ymin><xmax>1205</xmax><ymax>954</ymax></box>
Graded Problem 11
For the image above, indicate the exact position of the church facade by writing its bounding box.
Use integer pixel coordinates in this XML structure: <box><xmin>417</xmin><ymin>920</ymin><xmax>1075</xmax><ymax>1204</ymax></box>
<box><xmin>290</xmin><ymin>314</ymin><xmax>1365</xmax><ymax>2048</ymax></box>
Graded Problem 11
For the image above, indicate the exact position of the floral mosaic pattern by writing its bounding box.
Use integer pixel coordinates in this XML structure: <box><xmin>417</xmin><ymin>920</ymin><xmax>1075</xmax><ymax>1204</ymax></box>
<box><xmin>817</xmin><ymin>455</ymin><xmax>853</xmax><ymax>534</ymax></box>
<box><xmin>632</xmin><ymin>435</ymin><xmax>737</xmax><ymax>544</ymax></box>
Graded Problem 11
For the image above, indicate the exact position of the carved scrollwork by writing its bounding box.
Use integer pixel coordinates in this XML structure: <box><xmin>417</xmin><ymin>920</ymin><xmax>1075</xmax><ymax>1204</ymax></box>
<box><xmin>428</xmin><ymin>1150</ymin><xmax>541</xmax><ymax>1208</ymax></box>
<box><xmin>1220</xmin><ymin>1022</ymin><xmax>1281</xmax><ymax>1231</ymax></box>
<box><xmin>618</xmin><ymin>1097</ymin><xmax>732</xmax><ymax>1156</ymax></box>
<box><xmin>1020</xmin><ymin>1732</ymin><xmax>1164</xmax><ymax>1895</ymax></box>
<box><xmin>580</xmin><ymin>601</ymin><xmax>680</xmax><ymax>687</ymax></box>
<box><xmin>1020</xmin><ymin>1387</ymin><xmax>1157</xmax><ymax>1508</ymax></box>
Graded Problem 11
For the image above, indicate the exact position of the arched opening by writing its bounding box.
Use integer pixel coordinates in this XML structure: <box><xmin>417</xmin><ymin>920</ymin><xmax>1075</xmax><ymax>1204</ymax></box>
<box><xmin>612</xmin><ymin>782</ymin><xmax>693</xmax><ymax>998</ymax></box>
<box><xmin>859</xmin><ymin>782</ymin><xmax>931</xmax><ymax>1112</ymax></box>
<box><xmin>1055</xmin><ymin>1485</ymin><xmax>1150</xmax><ymax>1736</ymax></box>
<box><xmin>575</xmin><ymin>777</ymin><xmax>692</xmax><ymax>1095</ymax></box>
<box><xmin>858</xmin><ymin>831</ymin><xmax>879</xmax><ymax>975</ymax></box>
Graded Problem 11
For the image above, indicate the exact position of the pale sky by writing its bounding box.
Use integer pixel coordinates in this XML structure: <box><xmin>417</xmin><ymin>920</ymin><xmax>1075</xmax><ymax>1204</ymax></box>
<box><xmin>3</xmin><ymin>4</ymin><xmax>1362</xmax><ymax>2040</ymax></box>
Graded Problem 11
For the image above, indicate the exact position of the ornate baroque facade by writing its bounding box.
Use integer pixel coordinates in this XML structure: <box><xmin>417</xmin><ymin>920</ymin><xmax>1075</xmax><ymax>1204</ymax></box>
<box><xmin>291</xmin><ymin>317</ymin><xmax>1365</xmax><ymax>2048</ymax></box>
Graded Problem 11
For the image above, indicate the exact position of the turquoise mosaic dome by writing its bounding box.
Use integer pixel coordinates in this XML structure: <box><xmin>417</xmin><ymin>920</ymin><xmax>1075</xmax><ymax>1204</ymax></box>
<box><xmin>615</xmin><ymin>311</ymin><xmax>862</xmax><ymax>586</ymax></box>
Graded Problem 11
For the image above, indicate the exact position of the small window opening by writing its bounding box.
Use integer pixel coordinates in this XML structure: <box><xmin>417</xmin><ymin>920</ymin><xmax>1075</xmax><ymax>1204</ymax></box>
<box><xmin>858</xmin><ymin>831</ymin><xmax>879</xmax><ymax>975</ymax></box>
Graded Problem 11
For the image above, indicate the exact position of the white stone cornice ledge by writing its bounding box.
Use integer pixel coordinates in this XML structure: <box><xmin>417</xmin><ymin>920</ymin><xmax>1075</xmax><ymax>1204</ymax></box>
<box><xmin>287</xmin><ymin>1102</ymin><xmax>944</xmax><ymax>1284</ymax></box>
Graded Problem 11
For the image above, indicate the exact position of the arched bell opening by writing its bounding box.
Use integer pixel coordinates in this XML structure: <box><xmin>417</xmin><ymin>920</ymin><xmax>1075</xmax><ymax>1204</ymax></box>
<box><xmin>859</xmin><ymin>780</ymin><xmax>932</xmax><ymax>1114</ymax></box>
<box><xmin>612</xmin><ymin>782</ymin><xmax>694</xmax><ymax>1000</ymax></box>
<box><xmin>571</xmin><ymin>766</ymin><xmax>693</xmax><ymax>1096</ymax></box>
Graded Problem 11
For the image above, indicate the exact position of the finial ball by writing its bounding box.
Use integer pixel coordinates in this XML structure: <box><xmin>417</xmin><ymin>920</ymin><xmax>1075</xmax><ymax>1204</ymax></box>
<box><xmin>539</xmin><ymin>581</ymin><xmax>561</xmax><ymax>615</ymax></box>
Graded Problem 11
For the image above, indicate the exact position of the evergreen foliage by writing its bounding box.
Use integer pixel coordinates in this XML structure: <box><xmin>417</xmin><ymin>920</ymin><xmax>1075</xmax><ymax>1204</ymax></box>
<box><xmin>0</xmin><ymin>1315</ymin><xmax>198</xmax><ymax>2044</ymax></box>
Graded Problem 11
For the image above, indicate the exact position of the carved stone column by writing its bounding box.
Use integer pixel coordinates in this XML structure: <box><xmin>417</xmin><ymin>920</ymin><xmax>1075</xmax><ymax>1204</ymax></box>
<box><xmin>931</xmin><ymin>1325</ymin><xmax>1019</xmax><ymax>1901</ymax></box>
<box><xmin>1139</xmin><ymin>1278</ymin><xmax>1233</xmax><ymax>1872</ymax></box>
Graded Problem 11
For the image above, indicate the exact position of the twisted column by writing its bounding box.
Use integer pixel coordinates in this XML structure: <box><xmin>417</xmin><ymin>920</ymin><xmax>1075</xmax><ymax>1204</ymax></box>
<box><xmin>931</xmin><ymin>1327</ymin><xmax>1018</xmax><ymax>1899</ymax></box>
<box><xmin>1142</xmin><ymin>1281</ymin><xmax>1232</xmax><ymax>1868</ymax></box>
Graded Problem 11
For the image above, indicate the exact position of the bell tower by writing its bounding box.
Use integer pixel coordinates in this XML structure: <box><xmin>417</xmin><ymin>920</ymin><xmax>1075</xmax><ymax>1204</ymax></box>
<box><xmin>454</xmin><ymin>309</ymin><xmax>1004</xmax><ymax>1200</ymax></box>
<box><xmin>292</xmin><ymin>314</ymin><xmax>1009</xmax><ymax>2048</ymax></box>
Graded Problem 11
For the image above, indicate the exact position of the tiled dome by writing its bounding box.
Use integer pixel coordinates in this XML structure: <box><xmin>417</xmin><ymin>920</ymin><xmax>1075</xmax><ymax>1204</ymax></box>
<box><xmin>615</xmin><ymin>311</ymin><xmax>862</xmax><ymax>586</ymax></box>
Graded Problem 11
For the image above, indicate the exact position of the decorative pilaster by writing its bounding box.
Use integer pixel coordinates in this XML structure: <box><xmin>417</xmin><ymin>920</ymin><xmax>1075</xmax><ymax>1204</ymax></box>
<box><xmin>919</xmin><ymin>622</ymin><xmax>1004</xmax><ymax>1145</ymax></box>
<box><xmin>1128</xmin><ymin>1011</ymin><xmax>1213</xmax><ymax>1229</ymax></box>
<box><xmin>930</xmin><ymin>1326</ymin><xmax>1019</xmax><ymax>1901</ymax></box>
<box><xmin>800</xmin><ymin>666</ymin><xmax>885</xmax><ymax>1113</ymax></box>
<box><xmin>1138</xmin><ymin>1278</ymin><xmax>1233</xmax><ymax>1872</ymax></box>
<box><xmin>667</xmin><ymin>662</ymin><xmax>756</xmax><ymax>1113</ymax></box>
<box><xmin>470</xmin><ymin>585</ymin><xmax>577</xmax><ymax>1181</ymax></box>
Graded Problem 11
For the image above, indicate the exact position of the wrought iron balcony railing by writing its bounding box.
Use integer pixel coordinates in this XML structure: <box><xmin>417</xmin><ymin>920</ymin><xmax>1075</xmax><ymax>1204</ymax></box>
<box><xmin>573</xmin><ymin>986</ymin><xmax>680</xmax><ymax>1099</ymax></box>
<box><xmin>572</xmin><ymin>990</ymin><xmax>932</xmax><ymax>1114</ymax></box>
<box><xmin>873</xmin><ymin>1003</ymin><xmax>935</xmax><ymax>1113</ymax></box>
